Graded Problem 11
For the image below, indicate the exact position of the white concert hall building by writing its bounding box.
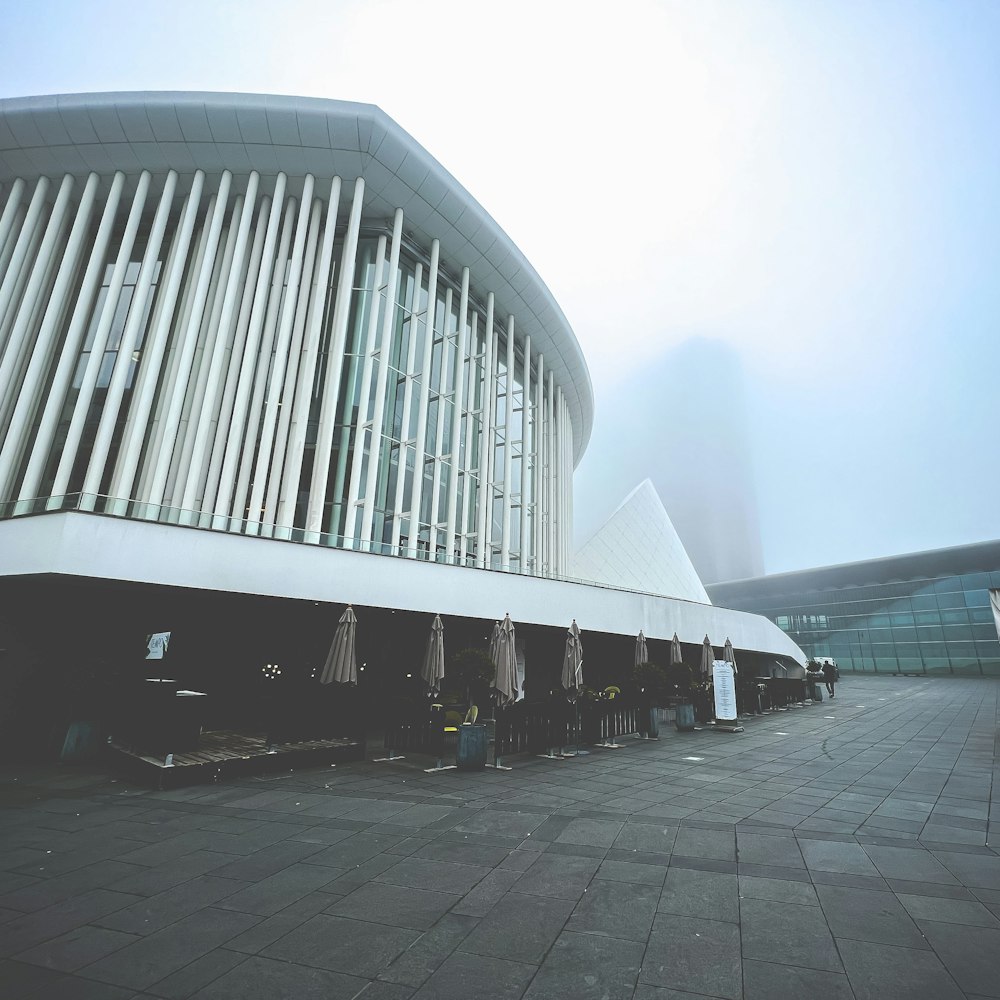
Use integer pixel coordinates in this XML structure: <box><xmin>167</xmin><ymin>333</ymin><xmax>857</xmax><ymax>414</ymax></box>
<box><xmin>0</xmin><ymin>92</ymin><xmax>804</xmax><ymax>696</ymax></box>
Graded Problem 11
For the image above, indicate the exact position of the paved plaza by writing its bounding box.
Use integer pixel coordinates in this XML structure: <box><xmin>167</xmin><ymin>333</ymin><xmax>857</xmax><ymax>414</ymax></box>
<box><xmin>1</xmin><ymin>674</ymin><xmax>998</xmax><ymax>1000</ymax></box>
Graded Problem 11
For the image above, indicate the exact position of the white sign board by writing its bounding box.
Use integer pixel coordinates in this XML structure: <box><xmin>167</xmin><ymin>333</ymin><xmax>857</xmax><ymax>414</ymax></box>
<box><xmin>712</xmin><ymin>660</ymin><xmax>738</xmax><ymax>721</ymax></box>
<box><xmin>145</xmin><ymin>632</ymin><xmax>171</xmax><ymax>660</ymax></box>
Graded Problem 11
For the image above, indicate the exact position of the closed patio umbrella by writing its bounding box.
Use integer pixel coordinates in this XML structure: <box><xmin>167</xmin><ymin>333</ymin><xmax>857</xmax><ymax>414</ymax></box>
<box><xmin>488</xmin><ymin>621</ymin><xmax>500</xmax><ymax>667</ymax></box>
<box><xmin>635</xmin><ymin>630</ymin><xmax>649</xmax><ymax>666</ymax></box>
<box><xmin>700</xmin><ymin>635</ymin><xmax>714</xmax><ymax>679</ymax></box>
<box><xmin>420</xmin><ymin>614</ymin><xmax>446</xmax><ymax>694</ymax></box>
<box><xmin>492</xmin><ymin>613</ymin><xmax>518</xmax><ymax>707</ymax></box>
<box><xmin>723</xmin><ymin>637</ymin><xmax>738</xmax><ymax>676</ymax></box>
<box><xmin>320</xmin><ymin>605</ymin><xmax>358</xmax><ymax>685</ymax></box>
<box><xmin>670</xmin><ymin>632</ymin><xmax>683</xmax><ymax>666</ymax></box>
<box><xmin>562</xmin><ymin>620</ymin><xmax>584</xmax><ymax>699</ymax></box>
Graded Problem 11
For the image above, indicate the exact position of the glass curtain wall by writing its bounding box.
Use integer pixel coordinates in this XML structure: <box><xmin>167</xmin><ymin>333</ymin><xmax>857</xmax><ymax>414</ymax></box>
<box><xmin>301</xmin><ymin>234</ymin><xmax>548</xmax><ymax>574</ymax></box>
<box><xmin>753</xmin><ymin>572</ymin><xmax>1000</xmax><ymax>676</ymax></box>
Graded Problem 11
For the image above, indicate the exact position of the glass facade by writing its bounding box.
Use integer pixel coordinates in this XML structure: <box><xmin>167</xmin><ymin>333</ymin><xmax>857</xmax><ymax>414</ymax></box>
<box><xmin>0</xmin><ymin>167</ymin><xmax>574</xmax><ymax>580</ymax></box>
<box><xmin>708</xmin><ymin>560</ymin><xmax>1000</xmax><ymax>677</ymax></box>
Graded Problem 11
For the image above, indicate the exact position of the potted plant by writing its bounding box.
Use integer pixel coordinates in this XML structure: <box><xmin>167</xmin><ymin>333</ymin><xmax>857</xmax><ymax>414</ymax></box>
<box><xmin>633</xmin><ymin>661</ymin><xmax>667</xmax><ymax>738</ymax></box>
<box><xmin>445</xmin><ymin>647</ymin><xmax>494</xmax><ymax>710</ymax></box>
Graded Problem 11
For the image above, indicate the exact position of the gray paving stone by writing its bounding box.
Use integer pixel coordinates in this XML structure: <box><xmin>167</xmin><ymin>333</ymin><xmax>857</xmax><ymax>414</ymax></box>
<box><xmin>144</xmin><ymin>947</ymin><xmax>247</xmax><ymax>999</ymax></box>
<box><xmin>799</xmin><ymin>839</ymin><xmax>881</xmax><ymax>876</ymax></box>
<box><xmin>554</xmin><ymin>817</ymin><xmax>624</xmax><ymax>849</ymax></box>
<box><xmin>935</xmin><ymin>851</ymin><xmax>1000</xmax><ymax>889</ymax></box>
<box><xmin>738</xmin><ymin>874</ymin><xmax>819</xmax><ymax>905</ymax></box>
<box><xmin>671</xmin><ymin>827</ymin><xmax>736</xmax><ymax>862</ymax></box>
<box><xmin>376</xmin><ymin>912</ymin><xmax>479</xmax><ymax>987</ymax></box>
<box><xmin>411</xmin><ymin>951</ymin><xmax>535</xmax><ymax>1000</ymax></box>
<box><xmin>816</xmin><ymin>883</ymin><xmax>928</xmax><ymax>948</ymax></box>
<box><xmin>641</xmin><ymin>913</ymin><xmax>742</xmax><ymax>999</ymax></box>
<box><xmin>460</xmin><ymin>891</ymin><xmax>573</xmax><ymax>963</ymax></box>
<box><xmin>898</xmin><ymin>892</ymin><xmax>1000</xmax><ymax>927</ymax></box>
<box><xmin>743</xmin><ymin>959</ymin><xmax>855</xmax><ymax>1000</ymax></box>
<box><xmin>214</xmin><ymin>863</ymin><xmax>340</xmax><ymax>917</ymax></box>
<box><xmin>372</xmin><ymin>856</ymin><xmax>490</xmax><ymax>895</ymax></box>
<box><xmin>838</xmin><ymin>938</ymin><xmax>965</xmax><ymax>1000</ymax></box>
<box><xmin>740</xmin><ymin>897</ymin><xmax>842</xmax><ymax>972</ymax></box>
<box><xmin>15</xmin><ymin>925</ymin><xmax>139</xmax><ymax>972</ymax></box>
<box><xmin>326</xmin><ymin>881</ymin><xmax>460</xmax><ymax>930</ymax></box>
<box><xmin>188</xmin><ymin>954</ymin><xmax>366</xmax><ymax>999</ymax></box>
<box><xmin>566</xmin><ymin>878</ymin><xmax>658</xmax><ymax>942</ymax></box>
<box><xmin>300</xmin><ymin>832</ymin><xmax>403</xmax><ymax>869</ymax></box>
<box><xmin>594</xmin><ymin>859</ymin><xmax>666</xmax><ymax>885</ymax></box>
<box><xmin>611</xmin><ymin>822</ymin><xmax>677</xmax><ymax>854</ymax></box>
<box><xmin>262</xmin><ymin>913</ymin><xmax>418</xmax><ymax>978</ymax></box>
<box><xmin>97</xmin><ymin>876</ymin><xmax>246</xmax><ymax>934</ymax></box>
<box><xmin>737</xmin><ymin>832</ymin><xmax>805</xmax><ymax>867</ymax></box>
<box><xmin>82</xmin><ymin>908</ymin><xmax>259</xmax><ymax>990</ymax></box>
<box><xmin>510</xmin><ymin>853</ymin><xmax>600</xmax><ymax>900</ymax></box>
<box><xmin>919</xmin><ymin>919</ymin><xmax>1000</xmax><ymax>996</ymax></box>
<box><xmin>523</xmin><ymin>930</ymin><xmax>644</xmax><ymax>1000</ymax></box>
<box><xmin>0</xmin><ymin>958</ymin><xmax>66</xmax><ymax>999</ymax></box>
<box><xmin>659</xmin><ymin>867</ymin><xmax>739</xmax><ymax>922</ymax></box>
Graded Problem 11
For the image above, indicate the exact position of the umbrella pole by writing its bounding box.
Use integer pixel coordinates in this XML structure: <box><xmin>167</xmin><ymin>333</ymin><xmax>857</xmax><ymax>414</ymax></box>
<box><xmin>485</xmin><ymin>703</ymin><xmax>513</xmax><ymax>770</ymax></box>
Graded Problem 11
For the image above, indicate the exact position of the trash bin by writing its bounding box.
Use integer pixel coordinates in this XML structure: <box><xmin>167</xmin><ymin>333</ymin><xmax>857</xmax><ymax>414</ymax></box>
<box><xmin>456</xmin><ymin>723</ymin><xmax>488</xmax><ymax>770</ymax></box>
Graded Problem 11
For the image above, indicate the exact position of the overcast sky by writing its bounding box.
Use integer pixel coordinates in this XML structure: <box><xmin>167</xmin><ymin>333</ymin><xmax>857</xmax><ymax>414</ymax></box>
<box><xmin>2</xmin><ymin>0</ymin><xmax>997</xmax><ymax>574</ymax></box>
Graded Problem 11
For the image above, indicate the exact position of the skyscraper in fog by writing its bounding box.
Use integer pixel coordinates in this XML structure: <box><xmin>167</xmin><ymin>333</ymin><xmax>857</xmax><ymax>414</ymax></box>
<box><xmin>574</xmin><ymin>337</ymin><xmax>764</xmax><ymax>584</ymax></box>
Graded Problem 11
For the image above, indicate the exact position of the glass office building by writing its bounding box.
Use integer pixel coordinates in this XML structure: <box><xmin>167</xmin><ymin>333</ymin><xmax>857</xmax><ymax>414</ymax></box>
<box><xmin>707</xmin><ymin>541</ymin><xmax>1000</xmax><ymax>677</ymax></box>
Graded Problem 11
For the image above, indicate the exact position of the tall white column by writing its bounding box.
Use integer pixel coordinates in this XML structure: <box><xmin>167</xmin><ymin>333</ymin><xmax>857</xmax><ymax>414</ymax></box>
<box><xmin>0</xmin><ymin>176</ymin><xmax>50</xmax><ymax>355</ymax></box>
<box><xmin>246</xmin><ymin>174</ymin><xmax>316</xmax><ymax>534</ymax></box>
<box><xmin>388</xmin><ymin>260</ymin><xmax>423</xmax><ymax>554</ymax></box>
<box><xmin>519</xmin><ymin>334</ymin><xmax>531</xmax><ymax>574</ymax></box>
<box><xmin>341</xmin><ymin>232</ymin><xmax>387</xmax><ymax>548</ymax></box>
<box><xmin>546</xmin><ymin>369</ymin><xmax>555</xmax><ymax>576</ymax></box>
<box><xmin>212</xmin><ymin>173</ymin><xmax>288</xmax><ymax>529</ymax></box>
<box><xmin>0</xmin><ymin>177</ymin><xmax>26</xmax><ymax>279</ymax></box>
<box><xmin>500</xmin><ymin>316</ymin><xmax>515</xmax><ymax>571</ymax></box>
<box><xmin>0</xmin><ymin>174</ymin><xmax>97</xmax><ymax>499</ymax></box>
<box><xmin>231</xmin><ymin>195</ymin><xmax>297</xmax><ymax>527</ymax></box>
<box><xmin>265</xmin><ymin>196</ymin><xmax>322</xmax><ymax>534</ymax></box>
<box><xmin>443</xmin><ymin>266</ymin><xmax>470</xmax><ymax>563</ymax></box>
<box><xmin>359</xmin><ymin>207</ymin><xmax>404</xmax><ymax>550</ymax></box>
<box><xmin>533</xmin><ymin>352</ymin><xmax>545</xmax><ymax>574</ymax></box>
<box><xmin>176</xmin><ymin>174</ymin><xmax>259</xmax><ymax>513</ymax></box>
<box><xmin>167</xmin><ymin>199</ymin><xmax>240</xmax><ymax>507</ymax></box>
<box><xmin>458</xmin><ymin>310</ymin><xmax>479</xmax><ymax>564</ymax></box>
<box><xmin>304</xmin><ymin>177</ymin><xmax>364</xmax><ymax>541</ymax></box>
<box><xmin>0</xmin><ymin>205</ymin><xmax>26</xmax><ymax>287</ymax></box>
<box><xmin>405</xmin><ymin>239</ymin><xmax>440</xmax><ymax>559</ymax></box>
<box><xmin>16</xmin><ymin>173</ymin><xmax>125</xmax><ymax>503</ymax></box>
<box><xmin>474</xmin><ymin>293</ymin><xmax>495</xmax><ymax>568</ymax></box>
<box><xmin>202</xmin><ymin>195</ymin><xmax>269</xmax><ymax>516</ymax></box>
<box><xmin>49</xmin><ymin>172</ymin><xmax>152</xmax><ymax>501</ymax></box>
<box><xmin>556</xmin><ymin>388</ymin><xmax>565</xmax><ymax>575</ymax></box>
<box><xmin>145</xmin><ymin>172</ymin><xmax>232</xmax><ymax>508</ymax></box>
<box><xmin>83</xmin><ymin>171</ymin><xmax>187</xmax><ymax>509</ymax></box>
<box><xmin>426</xmin><ymin>287</ymin><xmax>454</xmax><ymax>560</ymax></box>
<box><xmin>278</xmin><ymin>176</ymin><xmax>342</xmax><ymax>535</ymax></box>
<box><xmin>131</xmin><ymin>193</ymin><xmax>202</xmax><ymax>505</ymax></box>
<box><xmin>0</xmin><ymin>174</ymin><xmax>74</xmax><ymax>431</ymax></box>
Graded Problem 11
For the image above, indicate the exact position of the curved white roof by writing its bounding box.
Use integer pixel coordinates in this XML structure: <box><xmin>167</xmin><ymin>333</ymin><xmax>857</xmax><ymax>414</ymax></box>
<box><xmin>573</xmin><ymin>479</ymin><xmax>711</xmax><ymax>604</ymax></box>
<box><xmin>0</xmin><ymin>91</ymin><xmax>594</xmax><ymax>460</ymax></box>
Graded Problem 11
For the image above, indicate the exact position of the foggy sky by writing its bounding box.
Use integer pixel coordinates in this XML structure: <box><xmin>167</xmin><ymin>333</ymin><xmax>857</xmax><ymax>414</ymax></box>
<box><xmin>2</xmin><ymin>0</ymin><xmax>997</xmax><ymax>574</ymax></box>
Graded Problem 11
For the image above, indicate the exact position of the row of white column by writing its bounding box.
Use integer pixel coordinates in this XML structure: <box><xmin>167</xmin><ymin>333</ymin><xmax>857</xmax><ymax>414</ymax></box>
<box><xmin>0</xmin><ymin>170</ymin><xmax>575</xmax><ymax>578</ymax></box>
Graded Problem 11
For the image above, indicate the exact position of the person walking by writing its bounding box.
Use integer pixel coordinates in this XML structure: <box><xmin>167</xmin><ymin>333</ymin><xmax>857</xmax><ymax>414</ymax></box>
<box><xmin>822</xmin><ymin>660</ymin><xmax>837</xmax><ymax>698</ymax></box>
